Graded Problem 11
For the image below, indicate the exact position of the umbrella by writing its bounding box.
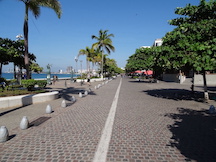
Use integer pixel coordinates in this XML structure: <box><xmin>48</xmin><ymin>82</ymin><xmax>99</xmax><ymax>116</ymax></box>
<box><xmin>135</xmin><ymin>70</ymin><xmax>142</xmax><ymax>73</ymax></box>
<box><xmin>143</xmin><ymin>70</ymin><xmax>153</xmax><ymax>75</ymax></box>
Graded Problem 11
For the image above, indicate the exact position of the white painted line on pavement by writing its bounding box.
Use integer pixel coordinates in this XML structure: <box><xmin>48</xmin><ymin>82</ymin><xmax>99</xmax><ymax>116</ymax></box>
<box><xmin>93</xmin><ymin>78</ymin><xmax>122</xmax><ymax>162</ymax></box>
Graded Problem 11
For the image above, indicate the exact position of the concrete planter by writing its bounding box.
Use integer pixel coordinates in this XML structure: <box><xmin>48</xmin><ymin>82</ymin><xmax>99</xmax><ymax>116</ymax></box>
<box><xmin>0</xmin><ymin>91</ymin><xmax>59</xmax><ymax>109</ymax></box>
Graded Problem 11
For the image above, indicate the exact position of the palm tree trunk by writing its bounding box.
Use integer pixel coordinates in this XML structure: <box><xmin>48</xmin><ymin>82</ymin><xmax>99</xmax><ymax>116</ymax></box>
<box><xmin>0</xmin><ymin>63</ymin><xmax>2</xmax><ymax>78</ymax></box>
<box><xmin>24</xmin><ymin>4</ymin><xmax>30</xmax><ymax>79</ymax></box>
<box><xmin>13</xmin><ymin>64</ymin><xmax>16</xmax><ymax>79</ymax></box>
<box><xmin>86</xmin><ymin>59</ymin><xmax>88</xmax><ymax>75</ymax></box>
<box><xmin>101</xmin><ymin>48</ymin><xmax>104</xmax><ymax>79</ymax></box>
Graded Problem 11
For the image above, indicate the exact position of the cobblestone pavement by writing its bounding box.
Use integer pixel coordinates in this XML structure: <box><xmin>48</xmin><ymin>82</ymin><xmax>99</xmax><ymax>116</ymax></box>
<box><xmin>0</xmin><ymin>77</ymin><xmax>215</xmax><ymax>162</ymax></box>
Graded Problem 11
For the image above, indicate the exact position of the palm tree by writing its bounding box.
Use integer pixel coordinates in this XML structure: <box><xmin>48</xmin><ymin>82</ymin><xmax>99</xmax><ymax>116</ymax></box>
<box><xmin>78</xmin><ymin>46</ymin><xmax>95</xmax><ymax>75</ymax></box>
<box><xmin>92</xmin><ymin>29</ymin><xmax>115</xmax><ymax>78</ymax></box>
<box><xmin>19</xmin><ymin>0</ymin><xmax>61</xmax><ymax>79</ymax></box>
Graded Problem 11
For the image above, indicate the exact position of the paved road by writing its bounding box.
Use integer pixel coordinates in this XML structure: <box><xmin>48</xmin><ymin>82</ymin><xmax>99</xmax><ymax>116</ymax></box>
<box><xmin>0</xmin><ymin>77</ymin><xmax>215</xmax><ymax>162</ymax></box>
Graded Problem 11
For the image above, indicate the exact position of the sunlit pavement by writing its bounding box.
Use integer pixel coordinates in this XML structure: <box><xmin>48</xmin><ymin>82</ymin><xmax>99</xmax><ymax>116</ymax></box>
<box><xmin>0</xmin><ymin>77</ymin><xmax>215</xmax><ymax>162</ymax></box>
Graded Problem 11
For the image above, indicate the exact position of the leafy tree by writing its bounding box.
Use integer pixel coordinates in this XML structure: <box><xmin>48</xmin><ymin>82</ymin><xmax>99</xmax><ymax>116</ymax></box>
<box><xmin>125</xmin><ymin>47</ymin><xmax>156</xmax><ymax>74</ymax></box>
<box><xmin>18</xmin><ymin>0</ymin><xmax>62</xmax><ymax>79</ymax></box>
<box><xmin>0</xmin><ymin>38</ymin><xmax>11</xmax><ymax>77</ymax></box>
<box><xmin>30</xmin><ymin>62</ymin><xmax>43</xmax><ymax>73</ymax></box>
<box><xmin>9</xmin><ymin>40</ymin><xmax>36</xmax><ymax>79</ymax></box>
<box><xmin>104</xmin><ymin>57</ymin><xmax>123</xmax><ymax>75</ymax></box>
<box><xmin>0</xmin><ymin>37</ymin><xmax>38</xmax><ymax>79</ymax></box>
<box><xmin>92</xmin><ymin>29</ymin><xmax>115</xmax><ymax>78</ymax></box>
<box><xmin>162</xmin><ymin>0</ymin><xmax>216</xmax><ymax>100</ymax></box>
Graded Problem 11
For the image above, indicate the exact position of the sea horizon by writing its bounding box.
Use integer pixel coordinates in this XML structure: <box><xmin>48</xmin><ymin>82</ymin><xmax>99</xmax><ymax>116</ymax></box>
<box><xmin>1</xmin><ymin>72</ymin><xmax>79</xmax><ymax>80</ymax></box>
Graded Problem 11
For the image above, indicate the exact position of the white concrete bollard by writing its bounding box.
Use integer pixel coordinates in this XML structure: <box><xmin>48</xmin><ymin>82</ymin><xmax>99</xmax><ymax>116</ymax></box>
<box><xmin>88</xmin><ymin>88</ymin><xmax>92</xmax><ymax>92</ymax></box>
<box><xmin>71</xmin><ymin>96</ymin><xmax>76</xmax><ymax>102</ymax></box>
<box><xmin>0</xmin><ymin>126</ymin><xmax>9</xmax><ymax>143</ymax></box>
<box><xmin>209</xmin><ymin>105</ymin><xmax>215</xmax><ymax>114</ymax></box>
<box><xmin>97</xmin><ymin>84</ymin><xmax>100</xmax><ymax>89</ymax></box>
<box><xmin>20</xmin><ymin>116</ymin><xmax>29</xmax><ymax>130</ymax></box>
<box><xmin>95</xmin><ymin>86</ymin><xmax>97</xmax><ymax>89</ymax></box>
<box><xmin>84</xmin><ymin>90</ymin><xmax>88</xmax><ymax>96</ymax></box>
<box><xmin>46</xmin><ymin>104</ymin><xmax>52</xmax><ymax>114</ymax></box>
<box><xmin>61</xmin><ymin>100</ymin><xmax>67</xmax><ymax>108</ymax></box>
<box><xmin>79</xmin><ymin>92</ymin><xmax>83</xmax><ymax>98</ymax></box>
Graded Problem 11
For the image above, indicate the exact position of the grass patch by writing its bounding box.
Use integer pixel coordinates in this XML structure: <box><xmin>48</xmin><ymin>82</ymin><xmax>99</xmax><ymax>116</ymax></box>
<box><xmin>0</xmin><ymin>89</ymin><xmax>47</xmax><ymax>97</ymax></box>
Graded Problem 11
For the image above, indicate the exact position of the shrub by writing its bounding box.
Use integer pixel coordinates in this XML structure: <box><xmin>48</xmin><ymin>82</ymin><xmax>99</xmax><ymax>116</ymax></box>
<box><xmin>90</xmin><ymin>76</ymin><xmax>100</xmax><ymax>79</ymax></box>
<box><xmin>21</xmin><ymin>79</ymin><xmax>37</xmax><ymax>90</ymax></box>
<box><xmin>0</xmin><ymin>78</ymin><xmax>9</xmax><ymax>91</ymax></box>
<box><xmin>21</xmin><ymin>79</ymin><xmax>47</xmax><ymax>91</ymax></box>
<box><xmin>0</xmin><ymin>77</ymin><xmax>7</xmax><ymax>83</ymax></box>
<box><xmin>36</xmin><ymin>80</ymin><xmax>47</xmax><ymax>88</ymax></box>
<box><xmin>8</xmin><ymin>79</ymin><xmax>18</xmax><ymax>85</ymax></box>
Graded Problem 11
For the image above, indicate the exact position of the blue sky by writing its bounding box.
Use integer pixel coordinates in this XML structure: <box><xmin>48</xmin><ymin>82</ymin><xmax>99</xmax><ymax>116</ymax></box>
<box><xmin>0</xmin><ymin>0</ymin><xmax>199</xmax><ymax>72</ymax></box>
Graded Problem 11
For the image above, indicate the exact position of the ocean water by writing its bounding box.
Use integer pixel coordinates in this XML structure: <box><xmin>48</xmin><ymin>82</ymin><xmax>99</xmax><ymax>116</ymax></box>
<box><xmin>1</xmin><ymin>73</ymin><xmax>79</xmax><ymax>80</ymax></box>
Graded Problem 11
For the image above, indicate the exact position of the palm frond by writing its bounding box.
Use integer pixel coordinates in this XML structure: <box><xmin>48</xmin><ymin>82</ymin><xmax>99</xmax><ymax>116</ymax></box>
<box><xmin>38</xmin><ymin>0</ymin><xmax>62</xmax><ymax>18</ymax></box>
<box><xmin>28</xmin><ymin>2</ymin><xmax>40</xmax><ymax>18</ymax></box>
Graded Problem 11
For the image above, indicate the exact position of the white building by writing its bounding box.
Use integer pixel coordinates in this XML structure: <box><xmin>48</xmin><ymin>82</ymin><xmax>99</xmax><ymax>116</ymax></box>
<box><xmin>153</xmin><ymin>38</ymin><xmax>163</xmax><ymax>47</ymax></box>
<box><xmin>140</xmin><ymin>46</ymin><xmax>151</xmax><ymax>48</ymax></box>
<box><xmin>140</xmin><ymin>38</ymin><xmax>163</xmax><ymax>49</ymax></box>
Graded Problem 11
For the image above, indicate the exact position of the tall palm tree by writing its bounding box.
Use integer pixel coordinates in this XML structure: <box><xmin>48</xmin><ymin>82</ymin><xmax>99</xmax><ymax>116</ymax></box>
<box><xmin>92</xmin><ymin>29</ymin><xmax>115</xmax><ymax>78</ymax></box>
<box><xmin>19</xmin><ymin>0</ymin><xmax>61</xmax><ymax>79</ymax></box>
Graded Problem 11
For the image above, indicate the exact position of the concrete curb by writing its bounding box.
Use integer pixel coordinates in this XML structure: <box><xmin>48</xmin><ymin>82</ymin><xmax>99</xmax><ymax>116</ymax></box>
<box><xmin>0</xmin><ymin>91</ymin><xmax>59</xmax><ymax>109</ymax></box>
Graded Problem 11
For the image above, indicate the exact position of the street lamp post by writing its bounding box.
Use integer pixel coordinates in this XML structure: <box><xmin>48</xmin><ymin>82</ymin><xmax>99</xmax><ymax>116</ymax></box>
<box><xmin>16</xmin><ymin>34</ymin><xmax>23</xmax><ymax>84</ymax></box>
<box><xmin>74</xmin><ymin>56</ymin><xmax>78</xmax><ymax>73</ymax></box>
<box><xmin>47</xmin><ymin>64</ymin><xmax>51</xmax><ymax>85</ymax></box>
<box><xmin>70</xmin><ymin>66</ymin><xmax>74</xmax><ymax>82</ymax></box>
<box><xmin>80</xmin><ymin>60</ymin><xmax>83</xmax><ymax>78</ymax></box>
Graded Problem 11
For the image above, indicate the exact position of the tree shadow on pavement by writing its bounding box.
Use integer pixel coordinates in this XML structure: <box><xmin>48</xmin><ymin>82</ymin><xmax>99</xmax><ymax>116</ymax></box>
<box><xmin>29</xmin><ymin>116</ymin><xmax>51</xmax><ymax>127</ymax></box>
<box><xmin>0</xmin><ymin>106</ymin><xmax>24</xmax><ymax>117</ymax></box>
<box><xmin>196</xmin><ymin>86</ymin><xmax>216</xmax><ymax>92</ymax></box>
<box><xmin>144</xmin><ymin>89</ymin><xmax>216</xmax><ymax>102</ymax></box>
<box><xmin>165</xmin><ymin>108</ymin><xmax>216</xmax><ymax>161</ymax></box>
<box><xmin>57</xmin><ymin>87</ymin><xmax>97</xmax><ymax>101</ymax></box>
<box><xmin>129</xmin><ymin>80</ymin><xmax>155</xmax><ymax>83</ymax></box>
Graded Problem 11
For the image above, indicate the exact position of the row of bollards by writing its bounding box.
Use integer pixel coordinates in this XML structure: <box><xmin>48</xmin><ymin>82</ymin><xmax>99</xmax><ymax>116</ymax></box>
<box><xmin>0</xmin><ymin>79</ymin><xmax>113</xmax><ymax>143</ymax></box>
<box><xmin>94</xmin><ymin>80</ymin><xmax>110</xmax><ymax>90</ymax></box>
<box><xmin>0</xmin><ymin>95</ymin><xmax>77</xmax><ymax>143</ymax></box>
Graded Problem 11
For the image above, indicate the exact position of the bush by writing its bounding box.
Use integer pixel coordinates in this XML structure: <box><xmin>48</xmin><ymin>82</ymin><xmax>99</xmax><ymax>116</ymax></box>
<box><xmin>132</xmin><ymin>76</ymin><xmax>139</xmax><ymax>79</ymax></box>
<box><xmin>8</xmin><ymin>79</ymin><xmax>18</xmax><ymax>85</ymax></box>
<box><xmin>21</xmin><ymin>79</ymin><xmax>47</xmax><ymax>91</ymax></box>
<box><xmin>21</xmin><ymin>79</ymin><xmax>37</xmax><ymax>90</ymax></box>
<box><xmin>0</xmin><ymin>89</ymin><xmax>46</xmax><ymax>97</ymax></box>
<box><xmin>36</xmin><ymin>80</ymin><xmax>47</xmax><ymax>88</ymax></box>
<box><xmin>0</xmin><ymin>77</ymin><xmax>7</xmax><ymax>83</ymax></box>
<box><xmin>0</xmin><ymin>78</ymin><xmax>9</xmax><ymax>91</ymax></box>
<box><xmin>90</xmin><ymin>76</ymin><xmax>100</xmax><ymax>79</ymax></box>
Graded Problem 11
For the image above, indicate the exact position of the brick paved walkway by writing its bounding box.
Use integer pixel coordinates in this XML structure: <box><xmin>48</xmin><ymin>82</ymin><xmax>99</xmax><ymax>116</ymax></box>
<box><xmin>0</xmin><ymin>77</ymin><xmax>215</xmax><ymax>162</ymax></box>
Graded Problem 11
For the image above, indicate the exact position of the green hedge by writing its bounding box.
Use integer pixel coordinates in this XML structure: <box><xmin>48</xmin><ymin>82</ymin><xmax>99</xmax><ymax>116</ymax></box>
<box><xmin>21</xmin><ymin>79</ymin><xmax>47</xmax><ymax>90</ymax></box>
<box><xmin>36</xmin><ymin>80</ymin><xmax>47</xmax><ymax>88</ymax></box>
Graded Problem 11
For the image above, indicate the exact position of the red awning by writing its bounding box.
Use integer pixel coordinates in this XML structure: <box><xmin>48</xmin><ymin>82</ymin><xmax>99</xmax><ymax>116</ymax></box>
<box><xmin>135</xmin><ymin>70</ymin><xmax>142</xmax><ymax>73</ymax></box>
<box><xmin>143</xmin><ymin>70</ymin><xmax>153</xmax><ymax>75</ymax></box>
